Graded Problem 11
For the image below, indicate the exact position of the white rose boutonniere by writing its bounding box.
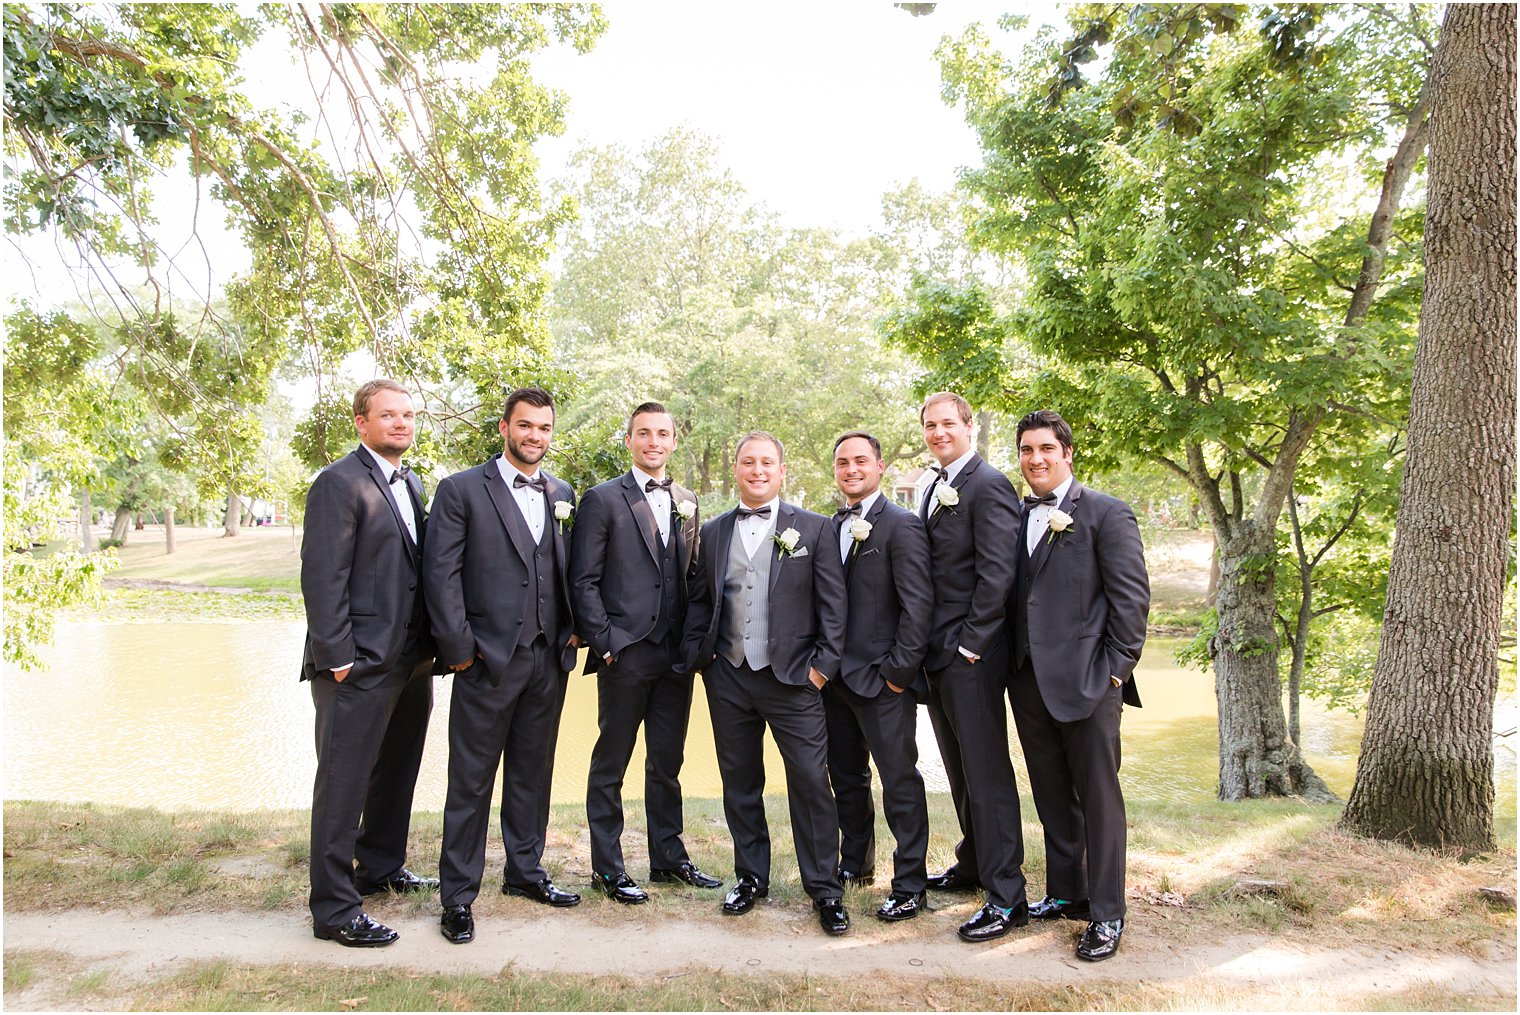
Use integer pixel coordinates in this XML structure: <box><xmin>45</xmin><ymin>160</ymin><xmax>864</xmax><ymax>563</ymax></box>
<box><xmin>933</xmin><ymin>483</ymin><xmax>960</xmax><ymax>513</ymax></box>
<box><xmin>674</xmin><ymin>499</ymin><xmax>697</xmax><ymax>523</ymax></box>
<box><xmin>1046</xmin><ymin>508</ymin><xmax>1073</xmax><ymax>544</ymax></box>
<box><xmin>848</xmin><ymin>517</ymin><xmax>872</xmax><ymax>555</ymax></box>
<box><xmin>553</xmin><ymin>499</ymin><xmax>574</xmax><ymax>533</ymax></box>
<box><xmin>774</xmin><ymin>527</ymin><xmax>802</xmax><ymax>558</ymax></box>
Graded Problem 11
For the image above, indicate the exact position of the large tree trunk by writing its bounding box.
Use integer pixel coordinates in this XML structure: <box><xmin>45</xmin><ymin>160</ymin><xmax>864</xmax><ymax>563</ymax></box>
<box><xmin>223</xmin><ymin>491</ymin><xmax>241</xmax><ymax>537</ymax></box>
<box><xmin>110</xmin><ymin>507</ymin><xmax>132</xmax><ymax>544</ymax></box>
<box><xmin>77</xmin><ymin>489</ymin><xmax>92</xmax><ymax>553</ymax></box>
<box><xmin>1342</xmin><ymin>4</ymin><xmax>1515</xmax><ymax>851</ymax></box>
<box><xmin>164</xmin><ymin>506</ymin><xmax>176</xmax><ymax>555</ymax></box>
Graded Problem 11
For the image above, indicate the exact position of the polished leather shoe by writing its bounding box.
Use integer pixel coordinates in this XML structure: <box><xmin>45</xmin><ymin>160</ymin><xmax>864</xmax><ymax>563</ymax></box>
<box><xmin>926</xmin><ymin>867</ymin><xmax>980</xmax><ymax>892</ymax></box>
<box><xmin>439</xmin><ymin>904</ymin><xmax>474</xmax><ymax>944</ymax></box>
<box><xmin>355</xmin><ymin>866</ymin><xmax>439</xmax><ymax>896</ymax></box>
<box><xmin>814</xmin><ymin>897</ymin><xmax>850</xmax><ymax>935</ymax></box>
<box><xmin>593</xmin><ymin>870</ymin><xmax>649</xmax><ymax>905</ymax></box>
<box><xmin>503</xmin><ymin>878</ymin><xmax>581</xmax><ymax>907</ymax></box>
<box><xmin>836</xmin><ymin>866</ymin><xmax>876</xmax><ymax>886</ymax></box>
<box><xmin>721</xmin><ymin>874</ymin><xmax>768</xmax><ymax>915</ymax></box>
<box><xmin>1076</xmin><ymin>918</ymin><xmax>1124</xmax><ymax>961</ymax></box>
<box><xmin>875</xmin><ymin>890</ymin><xmax>927</xmax><ymax>922</ymax></box>
<box><xmin>650</xmin><ymin>861</ymin><xmax>723</xmax><ymax>889</ymax></box>
<box><xmin>1030</xmin><ymin>895</ymin><xmax>1091</xmax><ymax>921</ymax></box>
<box><xmin>957</xmin><ymin>901</ymin><xmax>1030</xmax><ymax>942</ymax></box>
<box><xmin>314</xmin><ymin>912</ymin><xmax>397</xmax><ymax>947</ymax></box>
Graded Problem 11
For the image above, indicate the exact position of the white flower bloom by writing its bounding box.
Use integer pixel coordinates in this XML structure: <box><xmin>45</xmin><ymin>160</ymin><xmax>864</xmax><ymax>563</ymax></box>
<box><xmin>777</xmin><ymin>527</ymin><xmax>801</xmax><ymax>551</ymax></box>
<box><xmin>1048</xmin><ymin>508</ymin><xmax>1073</xmax><ymax>532</ymax></box>
<box><xmin>553</xmin><ymin>500</ymin><xmax>573</xmax><ymax>521</ymax></box>
<box><xmin>848</xmin><ymin>518</ymin><xmax>873</xmax><ymax>542</ymax></box>
<box><xmin>935</xmin><ymin>484</ymin><xmax>960</xmax><ymax>508</ymax></box>
<box><xmin>675</xmin><ymin>499</ymin><xmax>697</xmax><ymax>521</ymax></box>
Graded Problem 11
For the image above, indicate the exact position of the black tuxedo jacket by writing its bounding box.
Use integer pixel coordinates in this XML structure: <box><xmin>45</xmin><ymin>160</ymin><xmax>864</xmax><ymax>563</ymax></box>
<box><xmin>836</xmin><ymin>497</ymin><xmax>933</xmax><ymax>700</ymax></box>
<box><xmin>919</xmin><ymin>452</ymin><xmax>1021</xmax><ymax>670</ymax></box>
<box><xmin>1013</xmin><ymin>480</ymin><xmax>1149</xmax><ymax>722</ymax></box>
<box><xmin>570</xmin><ymin>470</ymin><xmax>700</xmax><ymax>672</ymax></box>
<box><xmin>300</xmin><ymin>446</ymin><xmax>436</xmax><ymax>687</ymax></box>
<box><xmin>423</xmin><ymin>455</ymin><xmax>578</xmax><ymax>681</ymax></box>
<box><xmin>681</xmin><ymin>501</ymin><xmax>846</xmax><ymax>687</ymax></box>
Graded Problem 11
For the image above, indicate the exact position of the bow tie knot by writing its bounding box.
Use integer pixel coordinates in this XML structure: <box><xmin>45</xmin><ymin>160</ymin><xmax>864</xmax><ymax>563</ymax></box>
<box><xmin>1024</xmin><ymin>492</ymin><xmax>1057</xmax><ymax>506</ymax></box>
<box><xmin>930</xmin><ymin>465</ymin><xmax>949</xmax><ymax>480</ymax></box>
<box><xmin>388</xmin><ymin>465</ymin><xmax>411</xmax><ymax>486</ymax></box>
<box><xmin>645</xmin><ymin>477</ymin><xmax>673</xmax><ymax>493</ymax></box>
<box><xmin>736</xmin><ymin>505</ymin><xmax>772</xmax><ymax>520</ymax></box>
<box><xmin>834</xmin><ymin>502</ymin><xmax>863</xmax><ymax>519</ymax></box>
<box><xmin>513</xmin><ymin>473</ymin><xmax>547</xmax><ymax>492</ymax></box>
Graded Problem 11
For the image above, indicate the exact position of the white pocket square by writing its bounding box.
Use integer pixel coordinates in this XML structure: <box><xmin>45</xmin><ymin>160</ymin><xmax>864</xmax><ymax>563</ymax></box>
<box><xmin>791</xmin><ymin>546</ymin><xmax>810</xmax><ymax>558</ymax></box>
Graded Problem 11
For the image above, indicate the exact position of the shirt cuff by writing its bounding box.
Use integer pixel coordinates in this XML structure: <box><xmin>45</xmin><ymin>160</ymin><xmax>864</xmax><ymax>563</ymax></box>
<box><xmin>957</xmin><ymin>646</ymin><xmax>979</xmax><ymax>662</ymax></box>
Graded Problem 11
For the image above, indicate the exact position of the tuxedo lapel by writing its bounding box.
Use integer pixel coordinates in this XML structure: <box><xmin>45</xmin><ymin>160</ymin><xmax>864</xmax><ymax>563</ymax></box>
<box><xmin>1028</xmin><ymin>481</ymin><xmax>1082</xmax><ymax>585</ymax></box>
<box><xmin>482</xmin><ymin>459</ymin><xmax>532</xmax><ymax>567</ymax></box>
<box><xmin>674</xmin><ymin>484</ymin><xmax>697</xmax><ymax>574</ymax></box>
<box><xmin>546</xmin><ymin>474</ymin><xmax>572</xmax><ymax>593</ymax></box>
<box><xmin>709</xmin><ymin>509</ymin><xmax>738</xmax><ymax>604</ymax></box>
<box><xmin>620</xmin><ymin>472</ymin><xmax>661</xmax><ymax>563</ymax></box>
<box><xmin>845</xmin><ymin>497</ymin><xmax>886</xmax><ymax>586</ymax></box>
<box><xmin>927</xmin><ymin>453</ymin><xmax>981</xmax><ymax>531</ymax></box>
<box><xmin>768</xmin><ymin>502</ymin><xmax>793</xmax><ymax>597</ymax></box>
<box><xmin>357</xmin><ymin>449</ymin><xmax>419</xmax><ymax>569</ymax></box>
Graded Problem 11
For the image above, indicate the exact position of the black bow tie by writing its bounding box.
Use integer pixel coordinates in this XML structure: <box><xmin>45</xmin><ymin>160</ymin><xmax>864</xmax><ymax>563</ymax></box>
<box><xmin>736</xmin><ymin>505</ymin><xmax>772</xmax><ymax>520</ymax></box>
<box><xmin>930</xmin><ymin>465</ymin><xmax>949</xmax><ymax>480</ymax></box>
<box><xmin>1024</xmin><ymin>492</ymin><xmax>1057</xmax><ymax>506</ymax></box>
<box><xmin>388</xmin><ymin>465</ymin><xmax>411</xmax><ymax>486</ymax></box>
<box><xmin>645</xmin><ymin>477</ymin><xmax>673</xmax><ymax>492</ymax></box>
<box><xmin>834</xmin><ymin>503</ymin><xmax>863</xmax><ymax>519</ymax></box>
<box><xmin>514</xmin><ymin>473</ymin><xmax>547</xmax><ymax>492</ymax></box>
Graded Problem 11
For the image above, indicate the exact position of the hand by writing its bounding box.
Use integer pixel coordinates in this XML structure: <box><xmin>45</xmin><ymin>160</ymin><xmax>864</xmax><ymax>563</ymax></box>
<box><xmin>1111</xmin><ymin>675</ymin><xmax>1122</xmax><ymax>688</ymax></box>
<box><xmin>808</xmin><ymin>668</ymin><xmax>827</xmax><ymax>690</ymax></box>
<box><xmin>604</xmin><ymin>652</ymin><xmax>614</xmax><ymax>666</ymax></box>
<box><xmin>958</xmin><ymin>646</ymin><xmax>980</xmax><ymax>665</ymax></box>
<box><xmin>886</xmin><ymin>680</ymin><xmax>905</xmax><ymax>694</ymax></box>
<box><xmin>332</xmin><ymin>666</ymin><xmax>351</xmax><ymax>683</ymax></box>
<box><xmin>568</xmin><ymin>634</ymin><xmax>583</xmax><ymax>649</ymax></box>
<box><xmin>450</xmin><ymin>655</ymin><xmax>479</xmax><ymax>673</ymax></box>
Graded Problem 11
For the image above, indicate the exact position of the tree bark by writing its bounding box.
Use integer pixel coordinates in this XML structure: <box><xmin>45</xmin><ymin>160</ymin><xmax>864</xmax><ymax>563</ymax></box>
<box><xmin>110</xmin><ymin>507</ymin><xmax>132</xmax><ymax>544</ymax></box>
<box><xmin>77</xmin><ymin>489</ymin><xmax>92</xmax><ymax>553</ymax></box>
<box><xmin>222</xmin><ymin>491</ymin><xmax>241</xmax><ymax>537</ymax></box>
<box><xmin>164</xmin><ymin>506</ymin><xmax>176</xmax><ymax>555</ymax></box>
<box><xmin>1342</xmin><ymin>3</ymin><xmax>1515</xmax><ymax>851</ymax></box>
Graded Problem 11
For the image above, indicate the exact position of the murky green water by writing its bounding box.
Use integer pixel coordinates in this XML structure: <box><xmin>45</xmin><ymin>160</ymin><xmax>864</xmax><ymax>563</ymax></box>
<box><xmin>4</xmin><ymin>623</ymin><xmax>1514</xmax><ymax>826</ymax></box>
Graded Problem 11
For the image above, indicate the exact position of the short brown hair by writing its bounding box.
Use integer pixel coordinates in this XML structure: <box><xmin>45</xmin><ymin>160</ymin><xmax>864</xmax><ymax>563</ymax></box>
<box><xmin>735</xmin><ymin>430</ymin><xmax>785</xmax><ymax>463</ymax></box>
<box><xmin>502</xmin><ymin>386</ymin><xmax>556</xmax><ymax>422</ymax></box>
<box><xmin>353</xmin><ymin>379</ymin><xmax>410</xmax><ymax>418</ymax></box>
<box><xmin>1016</xmin><ymin>409</ymin><xmax>1074</xmax><ymax>453</ymax></box>
<box><xmin>832</xmin><ymin>431</ymin><xmax>882</xmax><ymax>458</ymax></box>
<box><xmin>627</xmin><ymin>401</ymin><xmax>674</xmax><ymax>435</ymax></box>
<box><xmin>920</xmin><ymin>391</ymin><xmax>973</xmax><ymax>425</ymax></box>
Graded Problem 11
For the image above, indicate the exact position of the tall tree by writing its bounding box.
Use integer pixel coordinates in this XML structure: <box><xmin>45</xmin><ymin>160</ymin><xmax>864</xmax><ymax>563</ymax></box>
<box><xmin>1341</xmin><ymin>3</ymin><xmax>1516</xmax><ymax>851</ymax></box>
<box><xmin>889</xmin><ymin>5</ymin><xmax>1433</xmax><ymax>799</ymax></box>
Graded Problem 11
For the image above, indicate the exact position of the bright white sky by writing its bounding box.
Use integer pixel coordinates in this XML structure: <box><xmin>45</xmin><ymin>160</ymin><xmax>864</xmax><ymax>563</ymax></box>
<box><xmin>4</xmin><ymin>3</ymin><xmax>1050</xmax><ymax>311</ymax></box>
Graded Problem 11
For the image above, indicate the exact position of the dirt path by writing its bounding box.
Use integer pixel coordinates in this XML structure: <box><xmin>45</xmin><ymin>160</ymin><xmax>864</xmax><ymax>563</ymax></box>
<box><xmin>4</xmin><ymin>907</ymin><xmax>1514</xmax><ymax>1009</ymax></box>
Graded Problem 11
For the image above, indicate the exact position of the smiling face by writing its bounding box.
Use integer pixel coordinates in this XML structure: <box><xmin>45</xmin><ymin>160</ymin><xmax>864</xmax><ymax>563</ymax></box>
<box><xmin>921</xmin><ymin>398</ymin><xmax>973</xmax><ymax>466</ymax></box>
<box><xmin>500</xmin><ymin>402</ymin><xmax>555</xmax><ymax>472</ymax></box>
<box><xmin>1019</xmin><ymin>426</ymin><xmax>1073</xmax><ymax>497</ymax></box>
<box><xmin>733</xmin><ymin>435</ymin><xmax>785</xmax><ymax>508</ymax></box>
<box><xmin>833</xmin><ymin>436</ymin><xmax>884</xmax><ymax>504</ymax></box>
<box><xmin>626</xmin><ymin>410</ymin><xmax>676</xmax><ymax>478</ymax></box>
<box><xmin>354</xmin><ymin>389</ymin><xmax>416</xmax><ymax>463</ymax></box>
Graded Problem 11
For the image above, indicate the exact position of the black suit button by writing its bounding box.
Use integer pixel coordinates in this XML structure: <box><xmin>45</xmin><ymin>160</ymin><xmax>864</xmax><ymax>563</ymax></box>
<box><xmin>521</xmin><ymin>579</ymin><xmax>529</xmax><ymax>587</ymax></box>
<box><xmin>408</xmin><ymin>584</ymin><xmax>416</xmax><ymax>591</ymax></box>
<box><xmin>517</xmin><ymin>619</ymin><xmax>524</xmax><ymax>625</ymax></box>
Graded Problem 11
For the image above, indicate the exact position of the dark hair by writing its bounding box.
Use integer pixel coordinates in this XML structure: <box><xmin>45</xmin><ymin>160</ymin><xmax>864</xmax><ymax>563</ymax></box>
<box><xmin>1016</xmin><ymin>409</ymin><xmax>1074</xmax><ymax>452</ymax></box>
<box><xmin>502</xmin><ymin>386</ymin><xmax>556</xmax><ymax>422</ymax></box>
<box><xmin>832</xmin><ymin>430</ymin><xmax>882</xmax><ymax>459</ymax></box>
<box><xmin>734</xmin><ymin>430</ymin><xmax>785</xmax><ymax>464</ymax></box>
<box><xmin>627</xmin><ymin>401</ymin><xmax>674</xmax><ymax>435</ymax></box>
<box><xmin>353</xmin><ymin>379</ymin><xmax>409</xmax><ymax>418</ymax></box>
<box><xmin>920</xmin><ymin>391</ymin><xmax>973</xmax><ymax>425</ymax></box>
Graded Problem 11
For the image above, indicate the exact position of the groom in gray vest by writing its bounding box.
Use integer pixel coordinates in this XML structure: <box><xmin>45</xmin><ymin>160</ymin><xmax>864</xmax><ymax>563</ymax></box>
<box><xmin>681</xmin><ymin>431</ymin><xmax>850</xmax><ymax>935</ymax></box>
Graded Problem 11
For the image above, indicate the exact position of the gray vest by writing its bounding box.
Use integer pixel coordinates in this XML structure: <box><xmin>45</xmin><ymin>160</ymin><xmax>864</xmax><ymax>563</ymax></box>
<box><xmin>518</xmin><ymin>518</ymin><xmax>563</xmax><ymax>649</ymax></box>
<box><xmin>718</xmin><ymin>518</ymin><xmax>774</xmax><ymax>670</ymax></box>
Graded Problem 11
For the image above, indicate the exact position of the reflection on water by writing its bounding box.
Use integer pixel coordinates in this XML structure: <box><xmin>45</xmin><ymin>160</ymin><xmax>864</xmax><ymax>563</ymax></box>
<box><xmin>5</xmin><ymin>624</ymin><xmax>1515</xmax><ymax>826</ymax></box>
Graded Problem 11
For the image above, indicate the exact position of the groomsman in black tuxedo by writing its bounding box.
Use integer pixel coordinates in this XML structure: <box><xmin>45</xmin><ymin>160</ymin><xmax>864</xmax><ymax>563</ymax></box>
<box><xmin>301</xmin><ymin>379</ymin><xmax>439</xmax><ymax>948</ymax></box>
<box><xmin>570</xmin><ymin>402</ymin><xmax>723</xmax><ymax>904</ymax></box>
<box><xmin>824</xmin><ymin>431</ymin><xmax>934</xmax><ymax>921</ymax></box>
<box><xmin>916</xmin><ymin>391</ymin><xmax>1030</xmax><ymax>943</ymax></box>
<box><xmin>682</xmin><ymin>431</ymin><xmax>850</xmax><ymax>936</ymax></box>
<box><xmin>1008</xmin><ymin>409</ymin><xmax>1148</xmax><ymax>962</ymax></box>
<box><xmin>425</xmin><ymin>387</ymin><xmax>582</xmax><ymax>945</ymax></box>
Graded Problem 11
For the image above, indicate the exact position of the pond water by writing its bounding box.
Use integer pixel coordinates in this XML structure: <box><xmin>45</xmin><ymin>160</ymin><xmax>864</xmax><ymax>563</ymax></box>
<box><xmin>4</xmin><ymin>622</ymin><xmax>1514</xmax><ymax>824</ymax></box>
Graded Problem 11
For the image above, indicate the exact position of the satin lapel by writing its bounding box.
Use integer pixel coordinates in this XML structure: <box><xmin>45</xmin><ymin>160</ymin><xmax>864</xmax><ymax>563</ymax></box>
<box><xmin>674</xmin><ymin>484</ymin><xmax>697</xmax><ymax>574</ymax></box>
<box><xmin>927</xmin><ymin>454</ymin><xmax>980</xmax><ymax>532</ymax></box>
<box><xmin>359</xmin><ymin>450</ymin><xmax>418</xmax><ymax>569</ymax></box>
<box><xmin>768</xmin><ymin>502</ymin><xmax>793</xmax><ymax>597</ymax></box>
<box><xmin>1028</xmin><ymin>481</ymin><xmax>1081</xmax><ymax>585</ymax></box>
<box><xmin>710</xmin><ymin>510</ymin><xmax>738</xmax><ymax>603</ymax></box>
<box><xmin>919</xmin><ymin>478</ymin><xmax>935</xmax><ymax>524</ymax></box>
<box><xmin>845</xmin><ymin>497</ymin><xmax>886</xmax><ymax>586</ymax></box>
<box><xmin>483</xmin><ymin>460</ymin><xmax>532</xmax><ymax>567</ymax></box>
<box><xmin>621</xmin><ymin>472</ymin><xmax>660</xmax><ymax>563</ymax></box>
<box><xmin>546</xmin><ymin>474</ymin><xmax>571</xmax><ymax>593</ymax></box>
<box><xmin>404</xmin><ymin>473</ymin><xmax>426</xmax><ymax>565</ymax></box>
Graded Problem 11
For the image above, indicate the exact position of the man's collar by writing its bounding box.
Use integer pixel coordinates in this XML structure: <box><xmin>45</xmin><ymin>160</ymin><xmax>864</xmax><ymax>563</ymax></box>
<box><xmin>631</xmin><ymin>465</ymin><xmax>665</xmax><ymax>490</ymax></box>
<box><xmin>737</xmin><ymin>496</ymin><xmax>780</xmax><ymax>518</ymax></box>
<box><xmin>497</xmin><ymin>456</ymin><xmax>541</xmax><ymax>485</ymax></box>
<box><xmin>360</xmin><ymin>442</ymin><xmax>403</xmax><ymax>478</ymax></box>
<box><xmin>1036</xmin><ymin>475</ymin><xmax>1075</xmax><ymax>506</ymax></box>
<box><xmin>941</xmin><ymin>447</ymin><xmax>977</xmax><ymax>483</ymax></box>
<box><xmin>848</xmin><ymin>489</ymin><xmax>882</xmax><ymax>514</ymax></box>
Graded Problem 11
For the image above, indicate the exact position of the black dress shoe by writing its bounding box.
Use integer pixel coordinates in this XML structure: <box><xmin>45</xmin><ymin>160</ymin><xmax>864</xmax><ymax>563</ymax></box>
<box><xmin>592</xmin><ymin>870</ymin><xmax>649</xmax><ymax>905</ymax></box>
<box><xmin>440</xmin><ymin>904</ymin><xmax>474</xmax><ymax>944</ymax></box>
<box><xmin>1029</xmin><ymin>896</ymin><xmax>1090</xmax><ymax>921</ymax></box>
<box><xmin>721</xmin><ymin>874</ymin><xmax>768</xmax><ymax>915</ymax></box>
<box><xmin>957</xmin><ymin>901</ymin><xmax>1030</xmax><ymax>942</ymax></box>
<box><xmin>650</xmin><ymin>861</ymin><xmax>724</xmax><ymax>889</ymax></box>
<box><xmin>835</xmin><ymin>866</ymin><xmax>876</xmax><ymax>886</ymax></box>
<box><xmin>875</xmin><ymin>890</ymin><xmax>927</xmax><ymax>922</ymax></box>
<box><xmin>926</xmin><ymin>867</ymin><xmax>981</xmax><ymax>892</ymax></box>
<box><xmin>503</xmin><ymin>878</ymin><xmax>582</xmax><ymax>907</ymax></box>
<box><xmin>814</xmin><ymin>897</ymin><xmax>850</xmax><ymax>935</ymax></box>
<box><xmin>314</xmin><ymin>912</ymin><xmax>398</xmax><ymax>948</ymax></box>
<box><xmin>1076</xmin><ymin>918</ymin><xmax>1124</xmax><ymax>961</ymax></box>
<box><xmin>355</xmin><ymin>866</ymin><xmax>439</xmax><ymax>896</ymax></box>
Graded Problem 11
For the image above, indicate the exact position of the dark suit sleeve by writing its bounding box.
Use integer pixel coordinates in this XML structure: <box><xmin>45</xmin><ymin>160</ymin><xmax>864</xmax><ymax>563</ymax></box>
<box><xmin>422</xmin><ymin>475</ymin><xmax>476</xmax><ymax>667</ymax></box>
<box><xmin>680</xmin><ymin>520</ymin><xmax>717</xmax><ymax>673</ymax></box>
<box><xmin>1098</xmin><ymin>498</ymin><xmax>1150</xmax><ymax>682</ymax></box>
<box><xmin>300</xmin><ymin>467</ymin><xmax>358</xmax><ymax>672</ymax></box>
<box><xmin>882</xmin><ymin>512</ymin><xmax>933</xmax><ymax>683</ymax></box>
<box><xmin>568</xmin><ymin>485</ymin><xmax>616</xmax><ymax>659</ymax></box>
<box><xmin>960</xmin><ymin>471</ymin><xmax>1020</xmax><ymax>656</ymax></box>
<box><xmin>809</xmin><ymin>516</ymin><xmax>846</xmax><ymax>680</ymax></box>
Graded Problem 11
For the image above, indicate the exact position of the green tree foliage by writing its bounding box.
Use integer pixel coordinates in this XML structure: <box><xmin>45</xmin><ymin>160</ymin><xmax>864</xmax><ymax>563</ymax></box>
<box><xmin>888</xmin><ymin>4</ymin><xmax>1433</xmax><ymax>799</ymax></box>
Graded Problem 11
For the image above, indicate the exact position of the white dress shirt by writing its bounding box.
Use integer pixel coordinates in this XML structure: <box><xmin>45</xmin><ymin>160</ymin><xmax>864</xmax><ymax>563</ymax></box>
<box><xmin>920</xmin><ymin>446</ymin><xmax>977</xmax><ymax>516</ymax></box>
<box><xmin>1025</xmin><ymin>475</ymin><xmax>1074</xmax><ymax>555</ymax></box>
<box><xmin>497</xmin><ymin>457</ymin><xmax>546</xmax><ymax>542</ymax></box>
<box><xmin>737</xmin><ymin>496</ymin><xmax>779</xmax><ymax>558</ymax></box>
<box><xmin>632</xmin><ymin>465</ymin><xmax>672</xmax><ymax>544</ymax></box>
<box><xmin>838</xmin><ymin>490</ymin><xmax>880</xmax><ymax>563</ymax></box>
<box><xmin>361</xmin><ymin>443</ymin><xmax>417</xmax><ymax>543</ymax></box>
